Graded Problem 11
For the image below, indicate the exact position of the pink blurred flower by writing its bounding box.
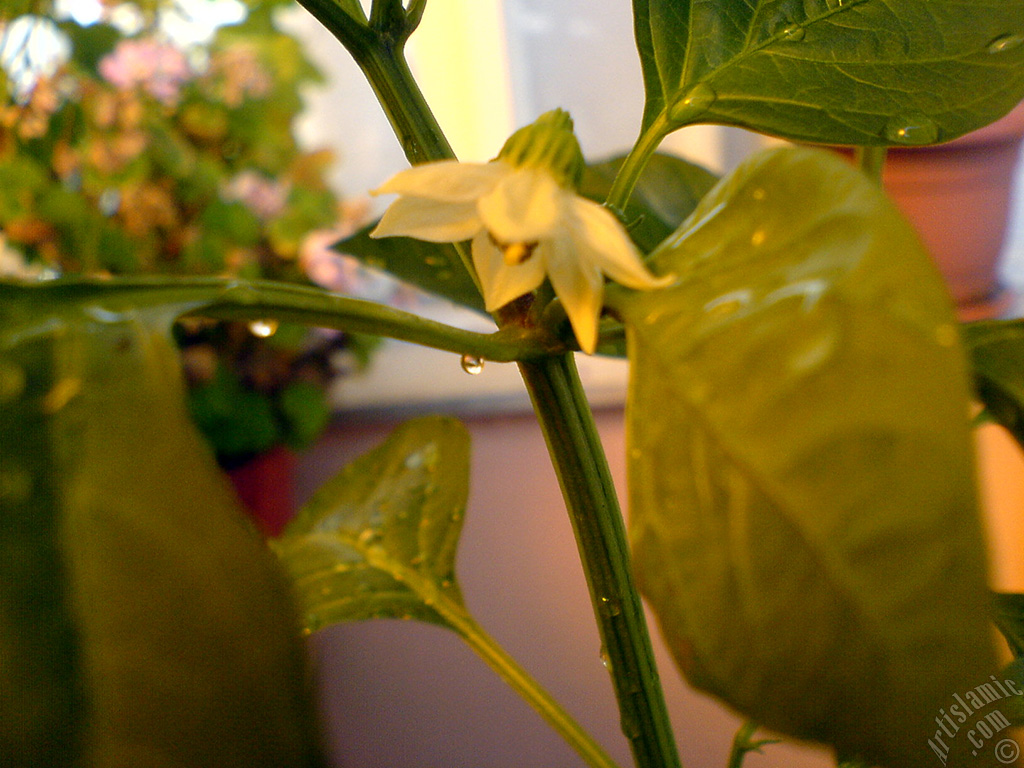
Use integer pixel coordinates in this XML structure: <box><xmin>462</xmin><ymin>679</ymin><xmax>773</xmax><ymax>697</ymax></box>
<box><xmin>98</xmin><ymin>38</ymin><xmax>192</xmax><ymax>105</ymax></box>
<box><xmin>222</xmin><ymin>171</ymin><xmax>289</xmax><ymax>220</ymax></box>
<box><xmin>300</xmin><ymin>200</ymin><xmax>402</xmax><ymax>302</ymax></box>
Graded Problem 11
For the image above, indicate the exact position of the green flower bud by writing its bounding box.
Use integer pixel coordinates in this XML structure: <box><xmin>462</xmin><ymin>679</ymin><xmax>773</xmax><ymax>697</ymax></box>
<box><xmin>496</xmin><ymin>109</ymin><xmax>585</xmax><ymax>189</ymax></box>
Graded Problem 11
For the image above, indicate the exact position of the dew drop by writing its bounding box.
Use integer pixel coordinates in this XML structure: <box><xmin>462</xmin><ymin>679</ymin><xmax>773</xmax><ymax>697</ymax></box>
<box><xmin>460</xmin><ymin>354</ymin><xmax>484</xmax><ymax>375</ymax></box>
<box><xmin>781</xmin><ymin>23</ymin><xmax>806</xmax><ymax>41</ymax></box>
<box><xmin>42</xmin><ymin>378</ymin><xmax>81</xmax><ymax>414</ymax></box>
<box><xmin>704</xmin><ymin>288</ymin><xmax>753</xmax><ymax>318</ymax></box>
<box><xmin>599</xmin><ymin>645</ymin><xmax>611</xmax><ymax>670</ymax></box>
<box><xmin>0</xmin><ymin>360</ymin><xmax>26</xmax><ymax>403</ymax></box>
<box><xmin>249</xmin><ymin>318</ymin><xmax>279</xmax><ymax>338</ymax></box>
<box><xmin>988</xmin><ymin>33</ymin><xmax>1024</xmax><ymax>54</ymax></box>
<box><xmin>357</xmin><ymin>528</ymin><xmax>380</xmax><ymax>546</ymax></box>
<box><xmin>221</xmin><ymin>281</ymin><xmax>259</xmax><ymax>305</ymax></box>
<box><xmin>669</xmin><ymin>83</ymin><xmax>717</xmax><ymax>125</ymax></box>
<box><xmin>599</xmin><ymin>596</ymin><xmax>622</xmax><ymax>617</ymax></box>
<box><xmin>883</xmin><ymin>115</ymin><xmax>939</xmax><ymax>145</ymax></box>
<box><xmin>788</xmin><ymin>328</ymin><xmax>837</xmax><ymax>374</ymax></box>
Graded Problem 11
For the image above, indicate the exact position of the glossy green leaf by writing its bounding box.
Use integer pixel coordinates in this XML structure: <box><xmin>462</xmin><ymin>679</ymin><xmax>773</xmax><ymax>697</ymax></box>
<box><xmin>0</xmin><ymin>284</ymin><xmax>324</xmax><ymax>767</ymax></box>
<box><xmin>612</xmin><ymin>147</ymin><xmax>995</xmax><ymax>768</ymax></box>
<box><xmin>273</xmin><ymin>416</ymin><xmax>471</xmax><ymax>632</ymax></box>
<box><xmin>963</xmin><ymin>319</ymin><xmax>1024</xmax><ymax>449</ymax></box>
<box><xmin>634</xmin><ymin>0</ymin><xmax>1024</xmax><ymax>145</ymax></box>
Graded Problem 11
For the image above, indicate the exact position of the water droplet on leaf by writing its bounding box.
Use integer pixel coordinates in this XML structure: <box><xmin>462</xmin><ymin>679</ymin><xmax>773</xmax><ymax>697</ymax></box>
<box><xmin>883</xmin><ymin>115</ymin><xmax>939</xmax><ymax>145</ymax></box>
<box><xmin>460</xmin><ymin>354</ymin><xmax>484</xmax><ymax>375</ymax></box>
<box><xmin>669</xmin><ymin>83</ymin><xmax>717</xmax><ymax>125</ymax></box>
<box><xmin>42</xmin><ymin>378</ymin><xmax>81</xmax><ymax>414</ymax></box>
<box><xmin>988</xmin><ymin>33</ymin><xmax>1024</xmax><ymax>54</ymax></box>
<box><xmin>249</xmin><ymin>318</ymin><xmax>278</xmax><ymax>338</ymax></box>
<box><xmin>704</xmin><ymin>289</ymin><xmax>753</xmax><ymax>318</ymax></box>
<box><xmin>781</xmin><ymin>23</ymin><xmax>806</xmax><ymax>41</ymax></box>
<box><xmin>357</xmin><ymin>528</ymin><xmax>381</xmax><ymax>546</ymax></box>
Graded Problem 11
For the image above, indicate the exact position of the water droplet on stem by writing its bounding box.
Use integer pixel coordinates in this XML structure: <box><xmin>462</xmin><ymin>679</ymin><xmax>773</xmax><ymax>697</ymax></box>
<box><xmin>249</xmin><ymin>318</ymin><xmax>279</xmax><ymax>338</ymax></box>
<box><xmin>460</xmin><ymin>354</ymin><xmax>484</xmax><ymax>375</ymax></box>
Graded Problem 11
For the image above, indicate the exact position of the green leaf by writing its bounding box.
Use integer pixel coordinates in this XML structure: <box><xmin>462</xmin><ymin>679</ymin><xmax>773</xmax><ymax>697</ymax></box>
<box><xmin>273</xmin><ymin>415</ymin><xmax>471</xmax><ymax>632</ymax></box>
<box><xmin>186</xmin><ymin>362</ymin><xmax>281</xmax><ymax>461</ymax></box>
<box><xmin>59</xmin><ymin>21</ymin><xmax>121</xmax><ymax>77</ymax></box>
<box><xmin>993</xmin><ymin>592</ymin><xmax>1024</xmax><ymax>658</ymax></box>
<box><xmin>334</xmin><ymin>228</ymin><xmax>487</xmax><ymax>313</ymax></box>
<box><xmin>963</xmin><ymin>319</ymin><xmax>1024</xmax><ymax>449</ymax></box>
<box><xmin>0</xmin><ymin>283</ymin><xmax>324</xmax><ymax>766</ymax></box>
<box><xmin>633</xmin><ymin>0</ymin><xmax>1024</xmax><ymax>145</ymax></box>
<box><xmin>278</xmin><ymin>379</ymin><xmax>331</xmax><ymax>452</ymax></box>
<box><xmin>612</xmin><ymin>147</ymin><xmax>995</xmax><ymax>768</ymax></box>
<box><xmin>580</xmin><ymin>151</ymin><xmax>719</xmax><ymax>254</ymax></box>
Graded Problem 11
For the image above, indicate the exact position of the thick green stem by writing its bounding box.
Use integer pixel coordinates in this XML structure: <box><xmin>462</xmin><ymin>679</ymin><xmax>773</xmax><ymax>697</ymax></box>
<box><xmin>285</xmin><ymin>9</ymin><xmax>683</xmax><ymax>764</ymax></box>
<box><xmin>518</xmin><ymin>354</ymin><xmax>683</xmax><ymax>768</ymax></box>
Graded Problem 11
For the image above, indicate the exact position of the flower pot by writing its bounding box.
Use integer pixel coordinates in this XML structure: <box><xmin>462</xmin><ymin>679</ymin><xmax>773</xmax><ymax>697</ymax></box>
<box><xmin>880</xmin><ymin>100</ymin><xmax>1024</xmax><ymax>319</ymax></box>
<box><xmin>226</xmin><ymin>444</ymin><xmax>297</xmax><ymax>537</ymax></box>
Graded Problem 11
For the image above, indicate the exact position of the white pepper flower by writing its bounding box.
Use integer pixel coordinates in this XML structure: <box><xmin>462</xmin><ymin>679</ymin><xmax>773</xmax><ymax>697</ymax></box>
<box><xmin>370</xmin><ymin>111</ymin><xmax>672</xmax><ymax>354</ymax></box>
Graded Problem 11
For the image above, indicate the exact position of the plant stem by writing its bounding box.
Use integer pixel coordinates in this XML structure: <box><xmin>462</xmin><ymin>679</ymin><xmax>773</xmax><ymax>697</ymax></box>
<box><xmin>854</xmin><ymin>146</ymin><xmax>887</xmax><ymax>184</ymax></box>
<box><xmin>727</xmin><ymin>721</ymin><xmax>760</xmax><ymax>768</ymax></box>
<box><xmin>446</xmin><ymin>606</ymin><xmax>623</xmax><ymax>768</ymax></box>
<box><xmin>288</xmin><ymin>10</ymin><xmax>683</xmax><ymax>764</ymax></box>
<box><xmin>605</xmin><ymin>113</ymin><xmax>672</xmax><ymax>213</ymax></box>
<box><xmin>8</xmin><ymin>278</ymin><xmax>558</xmax><ymax>362</ymax></box>
<box><xmin>518</xmin><ymin>354</ymin><xmax>683</xmax><ymax>768</ymax></box>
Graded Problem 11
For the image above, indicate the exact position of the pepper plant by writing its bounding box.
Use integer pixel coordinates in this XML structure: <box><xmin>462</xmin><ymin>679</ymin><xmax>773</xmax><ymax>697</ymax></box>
<box><xmin>4</xmin><ymin>1</ymin><xmax>1024</xmax><ymax>768</ymax></box>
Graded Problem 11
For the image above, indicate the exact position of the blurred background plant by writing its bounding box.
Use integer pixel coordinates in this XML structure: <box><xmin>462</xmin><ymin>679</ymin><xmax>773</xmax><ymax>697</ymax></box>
<box><xmin>0</xmin><ymin>0</ymin><xmax>383</xmax><ymax>471</ymax></box>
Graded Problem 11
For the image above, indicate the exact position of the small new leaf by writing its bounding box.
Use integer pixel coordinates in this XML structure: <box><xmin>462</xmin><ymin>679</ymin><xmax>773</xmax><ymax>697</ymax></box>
<box><xmin>273</xmin><ymin>416</ymin><xmax>471</xmax><ymax>633</ymax></box>
<box><xmin>963</xmin><ymin>319</ymin><xmax>1024</xmax><ymax>450</ymax></box>
<box><xmin>993</xmin><ymin>592</ymin><xmax>1024</xmax><ymax>658</ymax></box>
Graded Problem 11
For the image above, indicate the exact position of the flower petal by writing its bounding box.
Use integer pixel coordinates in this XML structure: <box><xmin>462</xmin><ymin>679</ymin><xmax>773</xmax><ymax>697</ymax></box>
<box><xmin>569</xmin><ymin>197</ymin><xmax>675</xmax><ymax>290</ymax></box>
<box><xmin>372</xmin><ymin>160</ymin><xmax>508</xmax><ymax>202</ymax></box>
<box><xmin>370</xmin><ymin>196</ymin><xmax>482</xmax><ymax>242</ymax></box>
<box><xmin>477</xmin><ymin>167</ymin><xmax>562</xmax><ymax>244</ymax></box>
<box><xmin>542</xmin><ymin>232</ymin><xmax>604</xmax><ymax>354</ymax></box>
<box><xmin>471</xmin><ymin>230</ymin><xmax>545</xmax><ymax>311</ymax></box>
